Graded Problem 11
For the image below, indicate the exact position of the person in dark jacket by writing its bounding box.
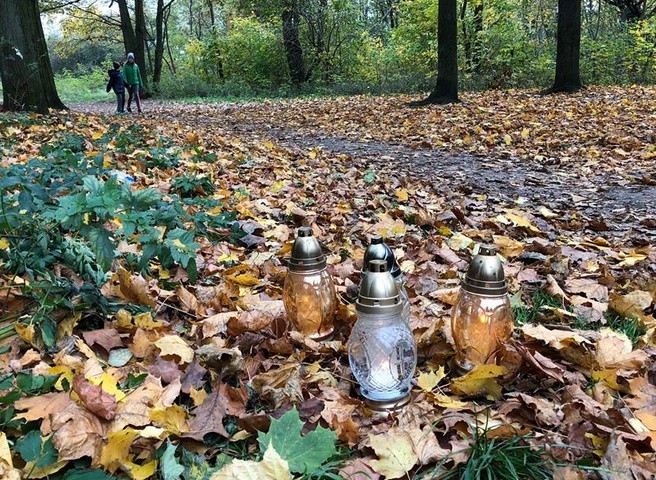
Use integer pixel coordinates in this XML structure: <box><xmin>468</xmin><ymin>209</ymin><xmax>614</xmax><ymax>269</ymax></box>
<box><xmin>106</xmin><ymin>61</ymin><xmax>126</xmax><ymax>113</ymax></box>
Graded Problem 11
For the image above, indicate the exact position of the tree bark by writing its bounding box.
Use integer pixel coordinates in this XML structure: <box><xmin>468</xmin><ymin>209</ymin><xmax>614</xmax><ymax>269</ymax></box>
<box><xmin>548</xmin><ymin>0</ymin><xmax>583</xmax><ymax>93</ymax></box>
<box><xmin>134</xmin><ymin>0</ymin><xmax>149</xmax><ymax>92</ymax></box>
<box><xmin>0</xmin><ymin>0</ymin><xmax>66</xmax><ymax>112</ymax></box>
<box><xmin>154</xmin><ymin>0</ymin><xmax>166</xmax><ymax>88</ymax></box>
<box><xmin>413</xmin><ymin>0</ymin><xmax>458</xmax><ymax>105</ymax></box>
<box><xmin>282</xmin><ymin>0</ymin><xmax>307</xmax><ymax>85</ymax></box>
<box><xmin>115</xmin><ymin>0</ymin><xmax>149</xmax><ymax>93</ymax></box>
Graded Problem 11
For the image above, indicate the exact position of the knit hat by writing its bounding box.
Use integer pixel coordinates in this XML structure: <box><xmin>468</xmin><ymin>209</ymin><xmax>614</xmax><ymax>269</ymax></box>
<box><xmin>127</xmin><ymin>52</ymin><xmax>135</xmax><ymax>60</ymax></box>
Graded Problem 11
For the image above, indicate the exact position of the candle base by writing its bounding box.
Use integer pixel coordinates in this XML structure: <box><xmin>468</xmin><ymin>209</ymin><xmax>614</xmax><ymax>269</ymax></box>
<box><xmin>307</xmin><ymin>328</ymin><xmax>334</xmax><ymax>341</ymax></box>
<box><xmin>451</xmin><ymin>357</ymin><xmax>475</xmax><ymax>376</ymax></box>
<box><xmin>363</xmin><ymin>394</ymin><xmax>411</xmax><ymax>411</ymax></box>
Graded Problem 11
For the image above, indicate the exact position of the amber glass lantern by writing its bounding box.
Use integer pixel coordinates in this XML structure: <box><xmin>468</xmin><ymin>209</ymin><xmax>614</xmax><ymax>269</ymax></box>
<box><xmin>363</xmin><ymin>236</ymin><xmax>411</xmax><ymax>325</ymax></box>
<box><xmin>451</xmin><ymin>245</ymin><xmax>514</xmax><ymax>373</ymax></box>
<box><xmin>348</xmin><ymin>260</ymin><xmax>417</xmax><ymax>410</ymax></box>
<box><xmin>283</xmin><ymin>227</ymin><xmax>337</xmax><ymax>340</ymax></box>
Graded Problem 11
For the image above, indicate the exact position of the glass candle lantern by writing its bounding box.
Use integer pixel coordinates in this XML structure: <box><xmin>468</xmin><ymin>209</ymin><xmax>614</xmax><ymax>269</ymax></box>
<box><xmin>348</xmin><ymin>259</ymin><xmax>417</xmax><ymax>410</ymax></box>
<box><xmin>451</xmin><ymin>245</ymin><xmax>514</xmax><ymax>373</ymax></box>
<box><xmin>283</xmin><ymin>227</ymin><xmax>337</xmax><ymax>340</ymax></box>
<box><xmin>363</xmin><ymin>236</ymin><xmax>411</xmax><ymax>325</ymax></box>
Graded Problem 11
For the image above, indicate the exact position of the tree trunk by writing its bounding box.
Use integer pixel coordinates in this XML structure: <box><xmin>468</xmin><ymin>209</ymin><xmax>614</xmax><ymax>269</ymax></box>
<box><xmin>282</xmin><ymin>0</ymin><xmax>307</xmax><ymax>85</ymax></box>
<box><xmin>0</xmin><ymin>0</ymin><xmax>66</xmax><ymax>113</ymax></box>
<box><xmin>134</xmin><ymin>0</ymin><xmax>149</xmax><ymax>92</ymax></box>
<box><xmin>414</xmin><ymin>0</ymin><xmax>458</xmax><ymax>105</ymax></box>
<box><xmin>153</xmin><ymin>0</ymin><xmax>166</xmax><ymax>88</ymax></box>
<box><xmin>116</xmin><ymin>0</ymin><xmax>137</xmax><ymax>56</ymax></box>
<box><xmin>116</xmin><ymin>0</ymin><xmax>149</xmax><ymax>93</ymax></box>
<box><xmin>548</xmin><ymin>0</ymin><xmax>582</xmax><ymax>93</ymax></box>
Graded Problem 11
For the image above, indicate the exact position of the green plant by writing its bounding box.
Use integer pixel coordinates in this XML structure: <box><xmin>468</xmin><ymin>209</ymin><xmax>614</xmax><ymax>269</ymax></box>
<box><xmin>436</xmin><ymin>428</ymin><xmax>552</xmax><ymax>480</ymax></box>
<box><xmin>172</xmin><ymin>174</ymin><xmax>216</xmax><ymax>198</ymax></box>
<box><xmin>512</xmin><ymin>289</ymin><xmax>563</xmax><ymax>325</ymax></box>
<box><xmin>574</xmin><ymin>311</ymin><xmax>647</xmax><ymax>348</ymax></box>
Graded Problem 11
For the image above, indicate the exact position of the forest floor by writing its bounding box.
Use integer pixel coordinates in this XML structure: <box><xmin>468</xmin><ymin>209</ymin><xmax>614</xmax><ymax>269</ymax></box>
<box><xmin>1</xmin><ymin>87</ymin><xmax>656</xmax><ymax>479</ymax></box>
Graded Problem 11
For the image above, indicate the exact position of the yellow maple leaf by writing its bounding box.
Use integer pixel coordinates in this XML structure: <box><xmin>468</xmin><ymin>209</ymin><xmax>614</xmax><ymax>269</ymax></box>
<box><xmin>190</xmin><ymin>387</ymin><xmax>208</xmax><ymax>407</ymax></box>
<box><xmin>119</xmin><ymin>460</ymin><xmax>157</xmax><ymax>480</ymax></box>
<box><xmin>417</xmin><ymin>366</ymin><xmax>446</xmax><ymax>393</ymax></box>
<box><xmin>211</xmin><ymin>442</ymin><xmax>292</xmax><ymax>480</ymax></box>
<box><xmin>450</xmin><ymin>364</ymin><xmax>507</xmax><ymax>400</ymax></box>
<box><xmin>155</xmin><ymin>335</ymin><xmax>194</xmax><ymax>364</ymax></box>
<box><xmin>368</xmin><ymin>430</ymin><xmax>418</xmax><ymax>479</ymax></box>
<box><xmin>149</xmin><ymin>405</ymin><xmax>190</xmax><ymax>435</ymax></box>
<box><xmin>0</xmin><ymin>238</ymin><xmax>9</xmax><ymax>250</ymax></box>
<box><xmin>100</xmin><ymin>429</ymin><xmax>139</xmax><ymax>472</ymax></box>
<box><xmin>395</xmin><ymin>189</ymin><xmax>409</xmax><ymax>202</ymax></box>
<box><xmin>0</xmin><ymin>432</ymin><xmax>15</xmax><ymax>468</ymax></box>
<box><xmin>14</xmin><ymin>323</ymin><xmax>36</xmax><ymax>347</ymax></box>
<box><xmin>431</xmin><ymin>393</ymin><xmax>470</xmax><ymax>409</ymax></box>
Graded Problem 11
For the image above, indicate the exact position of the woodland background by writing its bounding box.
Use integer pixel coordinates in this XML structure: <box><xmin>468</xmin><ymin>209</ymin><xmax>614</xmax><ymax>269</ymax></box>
<box><xmin>16</xmin><ymin>0</ymin><xmax>656</xmax><ymax>101</ymax></box>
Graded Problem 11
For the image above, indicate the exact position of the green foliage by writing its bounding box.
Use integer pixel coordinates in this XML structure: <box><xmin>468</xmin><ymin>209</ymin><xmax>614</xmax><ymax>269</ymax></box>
<box><xmin>257</xmin><ymin>407</ymin><xmax>338</xmax><ymax>475</ymax></box>
<box><xmin>512</xmin><ymin>290</ymin><xmax>563</xmax><ymax>325</ymax></box>
<box><xmin>172</xmin><ymin>174</ymin><xmax>216</xmax><ymax>198</ymax></box>
<box><xmin>574</xmin><ymin>311</ymin><xmax>647</xmax><ymax>348</ymax></box>
<box><xmin>0</xmin><ymin>118</ymin><xmax>236</xmax><ymax>346</ymax></box>
<box><xmin>16</xmin><ymin>430</ymin><xmax>58</xmax><ymax>467</ymax></box>
<box><xmin>55</xmin><ymin>65</ymin><xmax>109</xmax><ymax>103</ymax></box>
<box><xmin>160</xmin><ymin>440</ymin><xmax>185</xmax><ymax>480</ymax></box>
<box><xmin>437</xmin><ymin>428</ymin><xmax>552</xmax><ymax>480</ymax></box>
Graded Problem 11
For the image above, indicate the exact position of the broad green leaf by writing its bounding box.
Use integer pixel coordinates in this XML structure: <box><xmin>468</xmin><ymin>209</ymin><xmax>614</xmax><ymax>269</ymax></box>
<box><xmin>61</xmin><ymin>468</ymin><xmax>115</xmax><ymax>480</ymax></box>
<box><xmin>257</xmin><ymin>407</ymin><xmax>337</xmax><ymax>474</ymax></box>
<box><xmin>160</xmin><ymin>440</ymin><xmax>185</xmax><ymax>480</ymax></box>
<box><xmin>16</xmin><ymin>429</ymin><xmax>42</xmax><ymax>462</ymax></box>
<box><xmin>40</xmin><ymin>317</ymin><xmax>57</xmax><ymax>347</ymax></box>
<box><xmin>86</xmin><ymin>225</ymin><xmax>116</xmax><ymax>272</ymax></box>
<box><xmin>35</xmin><ymin>436</ymin><xmax>58</xmax><ymax>467</ymax></box>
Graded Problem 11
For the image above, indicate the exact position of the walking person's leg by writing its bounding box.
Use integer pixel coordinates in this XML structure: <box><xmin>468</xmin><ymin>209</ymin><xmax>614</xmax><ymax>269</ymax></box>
<box><xmin>126</xmin><ymin>85</ymin><xmax>133</xmax><ymax>112</ymax></box>
<box><xmin>116</xmin><ymin>93</ymin><xmax>123</xmax><ymax>113</ymax></box>
<box><xmin>134</xmin><ymin>84</ymin><xmax>142</xmax><ymax>113</ymax></box>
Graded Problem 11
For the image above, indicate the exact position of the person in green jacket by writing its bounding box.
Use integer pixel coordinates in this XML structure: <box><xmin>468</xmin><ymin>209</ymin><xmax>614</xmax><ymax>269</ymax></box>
<box><xmin>123</xmin><ymin>52</ymin><xmax>143</xmax><ymax>113</ymax></box>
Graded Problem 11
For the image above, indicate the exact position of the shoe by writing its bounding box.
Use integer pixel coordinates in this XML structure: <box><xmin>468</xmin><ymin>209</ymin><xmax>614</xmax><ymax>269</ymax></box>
<box><xmin>127</xmin><ymin>107</ymin><xmax>132</xmax><ymax>112</ymax></box>
<box><xmin>138</xmin><ymin>110</ymin><xmax>143</xmax><ymax>114</ymax></box>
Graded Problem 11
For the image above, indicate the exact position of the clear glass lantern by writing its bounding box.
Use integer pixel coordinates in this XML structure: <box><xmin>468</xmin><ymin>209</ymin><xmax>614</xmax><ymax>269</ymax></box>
<box><xmin>451</xmin><ymin>245</ymin><xmax>514</xmax><ymax>373</ymax></box>
<box><xmin>283</xmin><ymin>227</ymin><xmax>337</xmax><ymax>340</ymax></box>
<box><xmin>348</xmin><ymin>259</ymin><xmax>417</xmax><ymax>410</ymax></box>
<box><xmin>363</xmin><ymin>236</ymin><xmax>411</xmax><ymax>325</ymax></box>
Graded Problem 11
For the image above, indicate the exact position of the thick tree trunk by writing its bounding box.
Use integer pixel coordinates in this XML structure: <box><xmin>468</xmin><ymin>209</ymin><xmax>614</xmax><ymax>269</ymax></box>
<box><xmin>116</xmin><ymin>0</ymin><xmax>149</xmax><ymax>93</ymax></box>
<box><xmin>282</xmin><ymin>0</ymin><xmax>307</xmax><ymax>85</ymax></box>
<box><xmin>134</xmin><ymin>0</ymin><xmax>149</xmax><ymax>92</ymax></box>
<box><xmin>0</xmin><ymin>0</ymin><xmax>66</xmax><ymax>113</ymax></box>
<box><xmin>153</xmin><ymin>0</ymin><xmax>166</xmax><ymax>88</ymax></box>
<box><xmin>413</xmin><ymin>0</ymin><xmax>458</xmax><ymax>105</ymax></box>
<box><xmin>548</xmin><ymin>0</ymin><xmax>583</xmax><ymax>93</ymax></box>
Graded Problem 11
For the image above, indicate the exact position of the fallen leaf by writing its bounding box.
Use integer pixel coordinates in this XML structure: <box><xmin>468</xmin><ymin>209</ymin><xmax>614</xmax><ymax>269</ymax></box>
<box><xmin>210</xmin><ymin>442</ymin><xmax>292</xmax><ymax>480</ymax></box>
<box><xmin>155</xmin><ymin>335</ymin><xmax>195</xmax><ymax>364</ymax></box>
<box><xmin>450</xmin><ymin>364</ymin><xmax>507</xmax><ymax>400</ymax></box>
<box><xmin>367</xmin><ymin>429</ymin><xmax>418</xmax><ymax>479</ymax></box>
<box><xmin>73</xmin><ymin>375</ymin><xmax>117</xmax><ymax>420</ymax></box>
<box><xmin>185</xmin><ymin>391</ymin><xmax>229</xmax><ymax>440</ymax></box>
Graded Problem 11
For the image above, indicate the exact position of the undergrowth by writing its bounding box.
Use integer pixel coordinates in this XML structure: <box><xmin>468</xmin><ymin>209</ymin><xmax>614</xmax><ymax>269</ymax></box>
<box><xmin>513</xmin><ymin>289</ymin><xmax>646</xmax><ymax>347</ymax></box>
<box><xmin>0</xmin><ymin>117</ymin><xmax>237</xmax><ymax>347</ymax></box>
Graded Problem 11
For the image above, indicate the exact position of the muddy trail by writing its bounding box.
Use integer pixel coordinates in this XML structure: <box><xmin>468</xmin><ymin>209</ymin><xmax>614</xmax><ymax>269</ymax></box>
<box><xmin>74</xmin><ymin>100</ymin><xmax>656</xmax><ymax>243</ymax></box>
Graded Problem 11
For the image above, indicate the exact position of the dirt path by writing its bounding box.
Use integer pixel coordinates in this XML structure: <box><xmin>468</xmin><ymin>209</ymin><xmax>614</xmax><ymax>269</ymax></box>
<box><xmin>72</xmin><ymin>100</ymin><xmax>656</xmax><ymax>242</ymax></box>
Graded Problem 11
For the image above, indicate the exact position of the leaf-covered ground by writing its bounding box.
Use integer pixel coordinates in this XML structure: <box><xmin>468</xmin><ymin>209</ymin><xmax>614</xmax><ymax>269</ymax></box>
<box><xmin>2</xmin><ymin>87</ymin><xmax>656</xmax><ymax>479</ymax></box>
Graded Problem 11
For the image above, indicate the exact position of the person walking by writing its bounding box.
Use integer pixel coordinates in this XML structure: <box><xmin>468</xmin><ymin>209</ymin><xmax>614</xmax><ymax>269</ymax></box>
<box><xmin>123</xmin><ymin>52</ymin><xmax>143</xmax><ymax>114</ymax></box>
<box><xmin>106</xmin><ymin>61</ymin><xmax>126</xmax><ymax>113</ymax></box>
